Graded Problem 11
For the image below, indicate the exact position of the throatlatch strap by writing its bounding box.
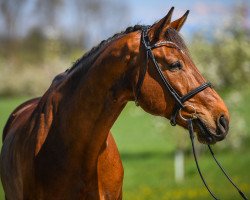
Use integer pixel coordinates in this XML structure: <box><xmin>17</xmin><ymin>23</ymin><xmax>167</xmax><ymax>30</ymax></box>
<box><xmin>134</xmin><ymin>26</ymin><xmax>150</xmax><ymax>106</ymax></box>
<box><xmin>134</xmin><ymin>50</ymin><xmax>149</xmax><ymax>106</ymax></box>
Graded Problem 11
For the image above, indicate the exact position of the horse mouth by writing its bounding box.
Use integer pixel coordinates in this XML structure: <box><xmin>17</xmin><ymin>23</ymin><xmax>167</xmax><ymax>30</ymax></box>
<box><xmin>194</xmin><ymin>118</ymin><xmax>221</xmax><ymax>144</ymax></box>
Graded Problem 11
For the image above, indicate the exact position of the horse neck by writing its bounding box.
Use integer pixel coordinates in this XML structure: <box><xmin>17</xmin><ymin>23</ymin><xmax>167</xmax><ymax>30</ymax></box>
<box><xmin>55</xmin><ymin>33</ymin><xmax>140</xmax><ymax>167</ymax></box>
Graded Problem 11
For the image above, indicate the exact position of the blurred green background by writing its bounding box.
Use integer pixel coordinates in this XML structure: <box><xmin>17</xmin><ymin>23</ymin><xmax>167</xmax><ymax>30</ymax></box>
<box><xmin>0</xmin><ymin>0</ymin><xmax>250</xmax><ymax>199</ymax></box>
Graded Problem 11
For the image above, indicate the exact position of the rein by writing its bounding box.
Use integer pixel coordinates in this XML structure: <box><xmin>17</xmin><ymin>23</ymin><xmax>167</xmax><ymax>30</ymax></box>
<box><xmin>135</xmin><ymin>26</ymin><xmax>248</xmax><ymax>199</ymax></box>
<box><xmin>188</xmin><ymin>118</ymin><xmax>248</xmax><ymax>200</ymax></box>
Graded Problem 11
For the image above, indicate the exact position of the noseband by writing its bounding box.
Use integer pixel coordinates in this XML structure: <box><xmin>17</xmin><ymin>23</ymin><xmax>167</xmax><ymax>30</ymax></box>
<box><xmin>135</xmin><ymin>26</ymin><xmax>248</xmax><ymax>200</ymax></box>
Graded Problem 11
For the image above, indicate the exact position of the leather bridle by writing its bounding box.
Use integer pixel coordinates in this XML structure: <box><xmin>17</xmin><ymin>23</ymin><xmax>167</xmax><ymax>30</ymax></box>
<box><xmin>134</xmin><ymin>26</ymin><xmax>211</xmax><ymax>126</ymax></box>
<box><xmin>134</xmin><ymin>26</ymin><xmax>248</xmax><ymax>200</ymax></box>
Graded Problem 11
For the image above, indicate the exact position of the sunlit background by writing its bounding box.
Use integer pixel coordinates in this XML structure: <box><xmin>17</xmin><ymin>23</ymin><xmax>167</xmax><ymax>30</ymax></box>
<box><xmin>0</xmin><ymin>0</ymin><xmax>250</xmax><ymax>199</ymax></box>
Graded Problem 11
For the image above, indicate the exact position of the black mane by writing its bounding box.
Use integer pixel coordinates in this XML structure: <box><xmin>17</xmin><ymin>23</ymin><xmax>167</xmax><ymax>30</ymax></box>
<box><xmin>65</xmin><ymin>24</ymin><xmax>188</xmax><ymax>80</ymax></box>
<box><xmin>66</xmin><ymin>25</ymin><xmax>145</xmax><ymax>74</ymax></box>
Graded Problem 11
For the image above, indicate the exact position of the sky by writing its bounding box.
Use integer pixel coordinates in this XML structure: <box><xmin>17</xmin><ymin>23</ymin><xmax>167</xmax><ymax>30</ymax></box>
<box><xmin>0</xmin><ymin>0</ymin><xmax>249</xmax><ymax>48</ymax></box>
<box><xmin>125</xmin><ymin>0</ymin><xmax>249</xmax><ymax>37</ymax></box>
<box><xmin>86</xmin><ymin>0</ymin><xmax>250</xmax><ymax>47</ymax></box>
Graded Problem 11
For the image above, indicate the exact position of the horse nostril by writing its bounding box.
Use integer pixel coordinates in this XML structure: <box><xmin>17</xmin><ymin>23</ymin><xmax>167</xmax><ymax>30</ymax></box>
<box><xmin>217</xmin><ymin>115</ymin><xmax>229</xmax><ymax>136</ymax></box>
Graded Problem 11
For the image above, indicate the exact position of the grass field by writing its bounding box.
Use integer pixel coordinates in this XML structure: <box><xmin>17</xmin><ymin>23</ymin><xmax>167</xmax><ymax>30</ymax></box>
<box><xmin>0</xmin><ymin>91</ymin><xmax>249</xmax><ymax>199</ymax></box>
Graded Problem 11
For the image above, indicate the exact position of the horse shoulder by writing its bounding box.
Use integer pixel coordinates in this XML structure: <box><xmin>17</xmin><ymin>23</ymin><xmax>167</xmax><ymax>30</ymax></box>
<box><xmin>1</xmin><ymin>101</ymin><xmax>38</xmax><ymax>200</ymax></box>
<box><xmin>2</xmin><ymin>97</ymin><xmax>40</xmax><ymax>141</ymax></box>
<box><xmin>98</xmin><ymin>133</ymin><xmax>124</xmax><ymax>200</ymax></box>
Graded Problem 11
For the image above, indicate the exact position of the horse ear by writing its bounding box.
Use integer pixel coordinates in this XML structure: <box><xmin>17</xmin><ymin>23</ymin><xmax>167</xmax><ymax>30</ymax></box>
<box><xmin>169</xmin><ymin>10</ymin><xmax>189</xmax><ymax>31</ymax></box>
<box><xmin>150</xmin><ymin>7</ymin><xmax>174</xmax><ymax>40</ymax></box>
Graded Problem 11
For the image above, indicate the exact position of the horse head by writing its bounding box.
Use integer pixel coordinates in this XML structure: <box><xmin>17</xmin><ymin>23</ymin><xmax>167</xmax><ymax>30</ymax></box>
<box><xmin>132</xmin><ymin>8</ymin><xmax>230</xmax><ymax>144</ymax></box>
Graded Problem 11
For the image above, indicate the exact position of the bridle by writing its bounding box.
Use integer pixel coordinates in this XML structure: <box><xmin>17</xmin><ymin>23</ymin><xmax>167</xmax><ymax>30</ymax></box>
<box><xmin>134</xmin><ymin>26</ymin><xmax>211</xmax><ymax>126</ymax></box>
<box><xmin>134</xmin><ymin>26</ymin><xmax>248</xmax><ymax>200</ymax></box>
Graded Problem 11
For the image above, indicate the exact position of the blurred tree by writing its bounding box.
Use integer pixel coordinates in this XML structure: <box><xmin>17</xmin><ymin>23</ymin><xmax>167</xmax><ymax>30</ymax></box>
<box><xmin>71</xmin><ymin>0</ymin><xmax>128</xmax><ymax>47</ymax></box>
<box><xmin>190</xmin><ymin>3</ymin><xmax>250</xmax><ymax>90</ymax></box>
<box><xmin>0</xmin><ymin>0</ymin><xmax>129</xmax><ymax>96</ymax></box>
<box><xmin>22</xmin><ymin>27</ymin><xmax>46</xmax><ymax>64</ymax></box>
<box><xmin>34</xmin><ymin>0</ymin><xmax>63</xmax><ymax>39</ymax></box>
<box><xmin>214</xmin><ymin>3</ymin><xmax>250</xmax><ymax>87</ymax></box>
<box><xmin>0</xmin><ymin>0</ymin><xmax>28</xmax><ymax>38</ymax></box>
<box><xmin>0</xmin><ymin>0</ymin><xmax>128</xmax><ymax>46</ymax></box>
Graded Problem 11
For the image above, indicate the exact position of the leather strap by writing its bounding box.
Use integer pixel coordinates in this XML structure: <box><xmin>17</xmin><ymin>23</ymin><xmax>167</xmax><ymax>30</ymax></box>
<box><xmin>170</xmin><ymin>82</ymin><xmax>212</xmax><ymax>126</ymax></box>
<box><xmin>188</xmin><ymin>119</ymin><xmax>248</xmax><ymax>200</ymax></box>
<box><xmin>134</xmin><ymin>26</ymin><xmax>150</xmax><ymax>106</ymax></box>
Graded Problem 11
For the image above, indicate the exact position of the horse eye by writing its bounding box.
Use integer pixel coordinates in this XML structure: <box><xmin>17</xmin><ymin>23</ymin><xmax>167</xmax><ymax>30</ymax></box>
<box><xmin>170</xmin><ymin>61</ymin><xmax>182</xmax><ymax>70</ymax></box>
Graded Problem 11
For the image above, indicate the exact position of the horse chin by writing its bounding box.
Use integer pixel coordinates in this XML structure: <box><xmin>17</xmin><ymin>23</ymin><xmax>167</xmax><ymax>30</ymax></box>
<box><xmin>195</xmin><ymin>119</ymin><xmax>217</xmax><ymax>145</ymax></box>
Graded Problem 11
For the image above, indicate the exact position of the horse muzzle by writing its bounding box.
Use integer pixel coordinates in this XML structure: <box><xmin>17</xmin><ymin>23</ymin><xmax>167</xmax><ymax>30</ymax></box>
<box><xmin>195</xmin><ymin>115</ymin><xmax>229</xmax><ymax>144</ymax></box>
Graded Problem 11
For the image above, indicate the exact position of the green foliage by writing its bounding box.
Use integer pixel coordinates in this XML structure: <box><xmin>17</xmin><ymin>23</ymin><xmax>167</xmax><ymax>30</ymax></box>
<box><xmin>190</xmin><ymin>31</ymin><xmax>250</xmax><ymax>89</ymax></box>
<box><xmin>119</xmin><ymin>148</ymin><xmax>250</xmax><ymax>200</ymax></box>
<box><xmin>0</xmin><ymin>31</ymin><xmax>84</xmax><ymax>97</ymax></box>
<box><xmin>190</xmin><ymin>8</ymin><xmax>250</xmax><ymax>90</ymax></box>
<box><xmin>222</xmin><ymin>89</ymin><xmax>249</xmax><ymax>149</ymax></box>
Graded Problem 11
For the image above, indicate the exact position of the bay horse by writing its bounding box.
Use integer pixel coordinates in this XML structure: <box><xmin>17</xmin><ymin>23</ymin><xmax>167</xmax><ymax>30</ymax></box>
<box><xmin>1</xmin><ymin>8</ymin><xmax>229</xmax><ymax>200</ymax></box>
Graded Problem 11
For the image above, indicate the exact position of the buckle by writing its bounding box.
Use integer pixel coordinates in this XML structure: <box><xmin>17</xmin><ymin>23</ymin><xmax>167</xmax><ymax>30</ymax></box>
<box><xmin>179</xmin><ymin>104</ymin><xmax>197</xmax><ymax>121</ymax></box>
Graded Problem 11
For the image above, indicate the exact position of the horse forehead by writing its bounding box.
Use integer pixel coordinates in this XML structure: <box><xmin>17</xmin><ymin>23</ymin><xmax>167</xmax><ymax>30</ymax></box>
<box><xmin>152</xmin><ymin>47</ymin><xmax>183</xmax><ymax>63</ymax></box>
